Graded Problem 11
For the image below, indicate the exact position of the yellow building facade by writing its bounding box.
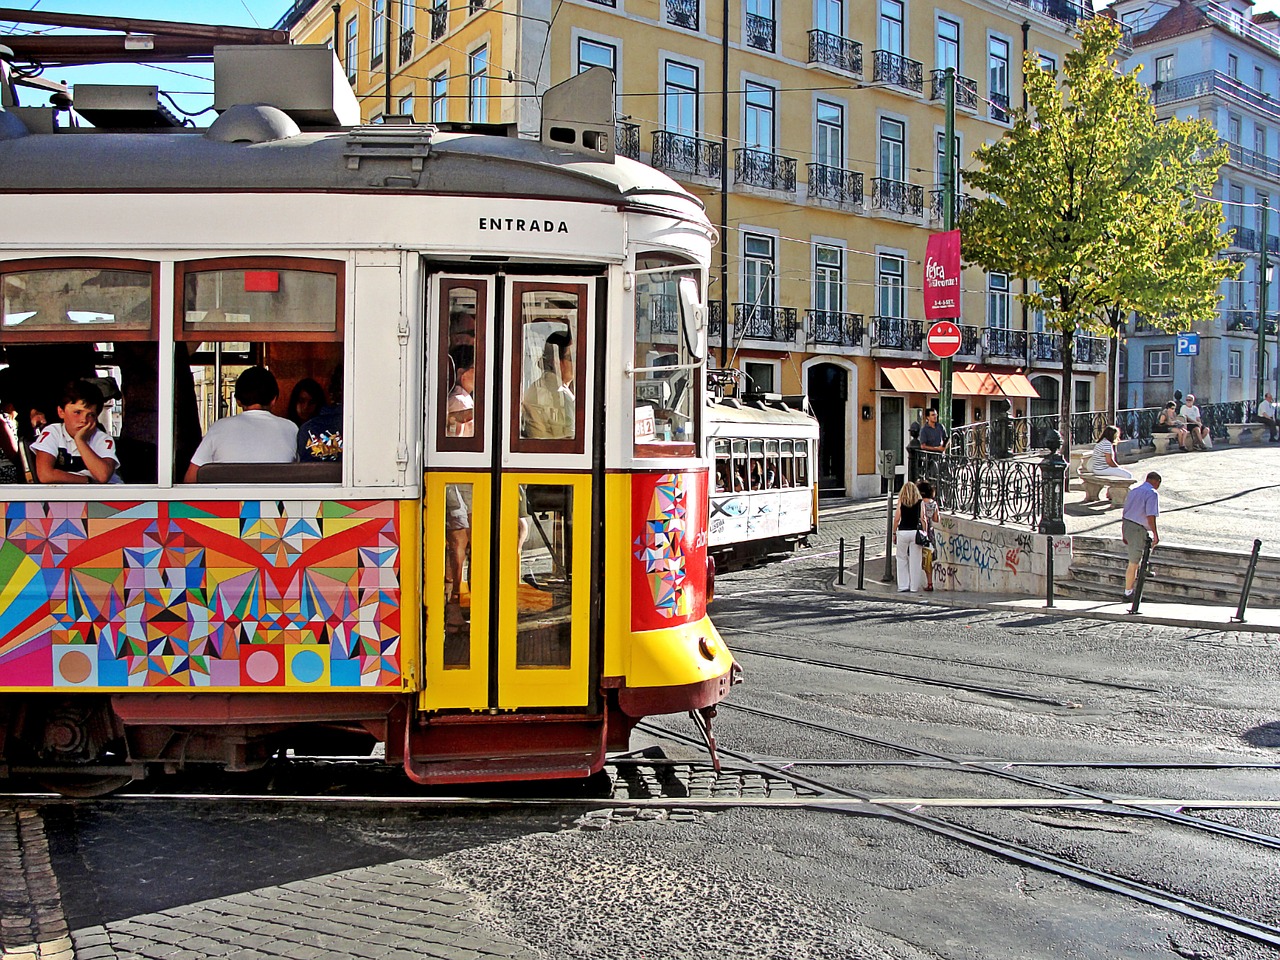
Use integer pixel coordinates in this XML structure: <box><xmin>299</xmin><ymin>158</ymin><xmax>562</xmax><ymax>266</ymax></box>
<box><xmin>279</xmin><ymin>0</ymin><xmax>1106</xmax><ymax>497</ymax></box>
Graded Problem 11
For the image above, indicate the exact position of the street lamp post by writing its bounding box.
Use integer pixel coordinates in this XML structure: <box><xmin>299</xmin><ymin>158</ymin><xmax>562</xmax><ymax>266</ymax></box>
<box><xmin>1258</xmin><ymin>197</ymin><xmax>1269</xmax><ymax>405</ymax></box>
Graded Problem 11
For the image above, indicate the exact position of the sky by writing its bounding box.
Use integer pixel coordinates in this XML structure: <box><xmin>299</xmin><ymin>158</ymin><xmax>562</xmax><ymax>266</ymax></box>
<box><xmin>7</xmin><ymin>0</ymin><xmax>1280</xmax><ymax>117</ymax></box>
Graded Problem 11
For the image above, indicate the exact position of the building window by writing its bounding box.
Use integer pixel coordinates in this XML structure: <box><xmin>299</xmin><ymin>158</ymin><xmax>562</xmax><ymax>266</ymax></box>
<box><xmin>1228</xmin><ymin>53</ymin><xmax>1239</xmax><ymax>80</ymax></box>
<box><xmin>1256</xmin><ymin>65</ymin><xmax>1265</xmax><ymax>90</ymax></box>
<box><xmin>743</xmin><ymin>360</ymin><xmax>776</xmax><ymax>393</ymax></box>
<box><xmin>815</xmin><ymin>0</ymin><xmax>843</xmax><ymax>35</ymax></box>
<box><xmin>878</xmin><ymin>253</ymin><xmax>905</xmax><ymax>318</ymax></box>
<box><xmin>398</xmin><ymin>94</ymin><xmax>415</xmax><ymax>118</ymax></box>
<box><xmin>344</xmin><ymin>16</ymin><xmax>358</xmax><ymax>83</ymax></box>
<box><xmin>371</xmin><ymin>0</ymin><xmax>386</xmax><ymax>68</ymax></box>
<box><xmin>745</xmin><ymin>0</ymin><xmax>776</xmax><ymax>53</ymax></box>
<box><xmin>1229</xmin><ymin>182</ymin><xmax>1244</xmax><ymax>227</ymax></box>
<box><xmin>577</xmin><ymin>37</ymin><xmax>617</xmax><ymax>74</ymax></box>
<box><xmin>989</xmin><ymin>36</ymin><xmax>1010</xmax><ymax>121</ymax></box>
<box><xmin>1074</xmin><ymin>379</ymin><xmax>1091</xmax><ymax>413</ymax></box>
<box><xmin>430</xmin><ymin>70</ymin><xmax>448</xmax><ymax>123</ymax></box>
<box><xmin>879</xmin><ymin>0</ymin><xmax>904</xmax><ymax>56</ymax></box>
<box><xmin>988</xmin><ymin>272</ymin><xmax>1010</xmax><ymax>328</ymax></box>
<box><xmin>1255</xmin><ymin>125</ymin><xmax>1267</xmax><ymax>157</ymax></box>
<box><xmin>936</xmin><ymin>17</ymin><xmax>959</xmax><ymax>72</ymax></box>
<box><xmin>814</xmin><ymin>244</ymin><xmax>844</xmax><ymax>313</ymax></box>
<box><xmin>1228</xmin><ymin>113</ymin><xmax>1241</xmax><ymax>144</ymax></box>
<box><xmin>664</xmin><ymin>61</ymin><xmax>699</xmax><ymax>136</ymax></box>
<box><xmin>1229</xmin><ymin>349</ymin><xmax>1243</xmax><ymax>379</ymax></box>
<box><xmin>743</xmin><ymin>233</ymin><xmax>776</xmax><ymax>309</ymax></box>
<box><xmin>1155</xmin><ymin>55</ymin><xmax>1173</xmax><ymax>84</ymax></box>
<box><xmin>469</xmin><ymin>45</ymin><xmax>488</xmax><ymax>123</ymax></box>
<box><xmin>879</xmin><ymin>116</ymin><xmax>905</xmax><ymax>181</ymax></box>
<box><xmin>1147</xmin><ymin>348</ymin><xmax>1171</xmax><ymax>379</ymax></box>
<box><xmin>744</xmin><ymin>81</ymin><xmax>775</xmax><ymax>152</ymax></box>
<box><xmin>816</xmin><ymin>99</ymin><xmax>844</xmax><ymax>168</ymax></box>
<box><xmin>1038</xmin><ymin>53</ymin><xmax>1056</xmax><ymax>73</ymax></box>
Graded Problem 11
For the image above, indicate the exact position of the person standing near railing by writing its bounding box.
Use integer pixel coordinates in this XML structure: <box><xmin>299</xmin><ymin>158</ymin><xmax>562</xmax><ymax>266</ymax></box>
<box><xmin>919</xmin><ymin>407</ymin><xmax>948</xmax><ymax>454</ymax></box>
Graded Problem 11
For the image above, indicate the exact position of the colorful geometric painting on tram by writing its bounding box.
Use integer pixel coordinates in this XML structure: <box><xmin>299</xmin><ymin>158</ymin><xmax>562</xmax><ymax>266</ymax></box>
<box><xmin>0</xmin><ymin>44</ymin><xmax>737</xmax><ymax>795</ymax></box>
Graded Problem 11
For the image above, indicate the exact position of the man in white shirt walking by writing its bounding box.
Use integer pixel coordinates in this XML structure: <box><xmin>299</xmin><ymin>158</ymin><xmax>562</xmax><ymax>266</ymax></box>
<box><xmin>183</xmin><ymin>366</ymin><xmax>298</xmax><ymax>482</ymax></box>
<box><xmin>1121</xmin><ymin>471</ymin><xmax>1161</xmax><ymax>599</ymax></box>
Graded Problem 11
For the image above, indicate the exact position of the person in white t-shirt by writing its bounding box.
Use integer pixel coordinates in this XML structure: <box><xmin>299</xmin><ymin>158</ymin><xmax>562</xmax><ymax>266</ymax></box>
<box><xmin>183</xmin><ymin>366</ymin><xmax>298</xmax><ymax>482</ymax></box>
<box><xmin>32</xmin><ymin>379</ymin><xmax>122</xmax><ymax>484</ymax></box>
<box><xmin>1178</xmin><ymin>394</ymin><xmax>1211</xmax><ymax>450</ymax></box>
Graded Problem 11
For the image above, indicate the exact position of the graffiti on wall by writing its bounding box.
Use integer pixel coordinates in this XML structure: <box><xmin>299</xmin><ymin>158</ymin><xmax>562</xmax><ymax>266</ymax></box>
<box><xmin>934</xmin><ymin>514</ymin><xmax>1071</xmax><ymax>587</ymax></box>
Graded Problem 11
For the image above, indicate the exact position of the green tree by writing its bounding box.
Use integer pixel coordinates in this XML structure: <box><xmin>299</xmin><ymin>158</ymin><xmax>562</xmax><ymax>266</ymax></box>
<box><xmin>962</xmin><ymin>17</ymin><xmax>1236</xmax><ymax>447</ymax></box>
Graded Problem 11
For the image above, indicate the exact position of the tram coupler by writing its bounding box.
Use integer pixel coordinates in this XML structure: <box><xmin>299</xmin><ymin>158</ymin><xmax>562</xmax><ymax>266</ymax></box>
<box><xmin>690</xmin><ymin>705</ymin><xmax>722</xmax><ymax>774</ymax></box>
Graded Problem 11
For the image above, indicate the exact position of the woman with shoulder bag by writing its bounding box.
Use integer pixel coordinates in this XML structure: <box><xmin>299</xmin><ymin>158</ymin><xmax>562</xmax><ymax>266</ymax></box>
<box><xmin>917</xmin><ymin>480</ymin><xmax>941</xmax><ymax>591</ymax></box>
<box><xmin>893</xmin><ymin>481</ymin><xmax>927</xmax><ymax>593</ymax></box>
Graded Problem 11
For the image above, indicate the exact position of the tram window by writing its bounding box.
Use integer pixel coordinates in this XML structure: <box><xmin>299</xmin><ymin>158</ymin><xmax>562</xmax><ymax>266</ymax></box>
<box><xmin>444</xmin><ymin>481</ymin><xmax>474</xmax><ymax>668</ymax></box>
<box><xmin>176</xmin><ymin>259</ymin><xmax>345</xmax><ymax>483</ymax></box>
<box><xmin>438</xmin><ymin>281</ymin><xmax>486</xmax><ymax>453</ymax></box>
<box><xmin>713</xmin><ymin>439</ymin><xmax>730</xmax><ymax>492</ymax></box>
<box><xmin>514</xmin><ymin>284</ymin><xmax>585</xmax><ymax>453</ymax></box>
<box><xmin>765</xmin><ymin>439</ymin><xmax>780</xmax><ymax>489</ymax></box>
<box><xmin>795</xmin><ymin>442</ymin><xmax>810</xmax><ymax>487</ymax></box>
<box><xmin>633</xmin><ymin>256</ymin><xmax>699</xmax><ymax>457</ymax></box>
<box><xmin>780</xmin><ymin>440</ymin><xmax>794</xmax><ymax>487</ymax></box>
<box><xmin>748</xmin><ymin>439</ymin><xmax>764</xmax><ymax>491</ymax></box>
<box><xmin>731</xmin><ymin>439</ymin><xmax>747</xmax><ymax>492</ymax></box>
<box><xmin>516</xmin><ymin>483</ymin><xmax>573</xmax><ymax>669</ymax></box>
<box><xmin>0</xmin><ymin>260</ymin><xmax>161</xmax><ymax>485</ymax></box>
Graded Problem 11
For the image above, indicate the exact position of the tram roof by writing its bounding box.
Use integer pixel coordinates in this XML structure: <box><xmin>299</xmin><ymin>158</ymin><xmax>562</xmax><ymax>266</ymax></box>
<box><xmin>0</xmin><ymin>115</ymin><xmax>708</xmax><ymax>221</ymax></box>
<box><xmin>708</xmin><ymin>396</ymin><xmax>818</xmax><ymax>429</ymax></box>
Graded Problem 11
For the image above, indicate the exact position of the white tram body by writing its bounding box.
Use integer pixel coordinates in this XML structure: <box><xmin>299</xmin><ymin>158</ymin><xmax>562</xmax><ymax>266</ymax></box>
<box><xmin>0</xmin><ymin>55</ymin><xmax>736</xmax><ymax>791</ymax></box>
<box><xmin>707</xmin><ymin>395</ymin><xmax>819</xmax><ymax>568</ymax></box>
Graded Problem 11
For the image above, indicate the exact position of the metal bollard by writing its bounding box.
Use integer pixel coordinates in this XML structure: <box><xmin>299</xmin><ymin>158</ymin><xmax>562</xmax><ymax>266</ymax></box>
<box><xmin>1233</xmin><ymin>538</ymin><xmax>1264</xmax><ymax>623</ymax></box>
<box><xmin>1129</xmin><ymin>535</ymin><xmax>1153</xmax><ymax>615</ymax></box>
<box><xmin>1045</xmin><ymin>535</ymin><xmax>1054</xmax><ymax>608</ymax></box>
<box><xmin>838</xmin><ymin>537</ymin><xmax>846</xmax><ymax>586</ymax></box>
<box><xmin>883</xmin><ymin>490</ymin><xmax>895</xmax><ymax>582</ymax></box>
<box><xmin>857</xmin><ymin>535</ymin><xmax>866</xmax><ymax>590</ymax></box>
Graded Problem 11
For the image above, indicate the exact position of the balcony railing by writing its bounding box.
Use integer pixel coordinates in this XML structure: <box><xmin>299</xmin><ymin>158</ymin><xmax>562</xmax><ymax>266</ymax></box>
<box><xmin>808</xmin><ymin>30</ymin><xmax>862</xmax><ymax>75</ymax></box>
<box><xmin>983</xmin><ymin>327</ymin><xmax>1027</xmax><ymax>360</ymax></box>
<box><xmin>1229</xmin><ymin>224</ymin><xmax>1258</xmax><ymax>251</ymax></box>
<box><xmin>1007</xmin><ymin>0</ymin><xmax>1092</xmax><ymax>30</ymax></box>
<box><xmin>1225</xmin><ymin>309</ymin><xmax>1255</xmax><ymax>332</ymax></box>
<box><xmin>1205</xmin><ymin>0</ymin><xmax>1280</xmax><ymax>58</ymax></box>
<box><xmin>929</xmin><ymin>190</ymin><xmax>977</xmax><ymax>223</ymax></box>
<box><xmin>872</xmin><ymin>50</ymin><xmax>924</xmax><ymax>94</ymax></box>
<box><xmin>807</xmin><ymin>163</ymin><xmax>863</xmax><ymax>205</ymax></box>
<box><xmin>709</xmin><ymin>300</ymin><xmax>723</xmax><ymax>338</ymax></box>
<box><xmin>870</xmin><ymin>315</ymin><xmax>924</xmax><ymax>351</ymax></box>
<box><xmin>666</xmin><ymin>0</ymin><xmax>699</xmax><ymax>30</ymax></box>
<box><xmin>929</xmin><ymin>70</ymin><xmax>978</xmax><ymax>110</ymax></box>
<box><xmin>734</xmin><ymin>304</ymin><xmax>797</xmax><ymax>342</ymax></box>
<box><xmin>616</xmin><ymin>121</ymin><xmax>640</xmax><ymax>160</ymax></box>
<box><xmin>644</xmin><ymin>294</ymin><xmax>680</xmax><ymax>335</ymax></box>
<box><xmin>745</xmin><ymin>12</ymin><xmax>775</xmax><ymax>52</ymax></box>
<box><xmin>871</xmin><ymin>177</ymin><xmax>924</xmax><ymax>217</ymax></box>
<box><xmin>1075</xmin><ymin>334</ymin><xmax>1109</xmax><ymax>364</ymax></box>
<box><xmin>734</xmin><ymin>147</ymin><xmax>797</xmax><ymax>192</ymax></box>
<box><xmin>430</xmin><ymin>4</ymin><xmax>446</xmax><ymax>40</ymax></box>
<box><xmin>398</xmin><ymin>29</ymin><xmax>414</xmax><ymax>65</ymax></box>
<box><xmin>1153</xmin><ymin>71</ymin><xmax>1280</xmax><ymax>124</ymax></box>
<box><xmin>989</xmin><ymin>90</ymin><xmax>1010</xmax><ymax>123</ymax></box>
<box><xmin>958</xmin><ymin>324</ymin><xmax>981</xmax><ymax>356</ymax></box>
<box><xmin>1219</xmin><ymin>138</ymin><xmax>1280</xmax><ymax>179</ymax></box>
<box><xmin>807</xmin><ymin>310</ymin><xmax>865</xmax><ymax>347</ymax></box>
<box><xmin>1028</xmin><ymin>331</ymin><xmax>1062</xmax><ymax>362</ymax></box>
<box><xmin>652</xmin><ymin>130</ymin><xmax>722</xmax><ymax>182</ymax></box>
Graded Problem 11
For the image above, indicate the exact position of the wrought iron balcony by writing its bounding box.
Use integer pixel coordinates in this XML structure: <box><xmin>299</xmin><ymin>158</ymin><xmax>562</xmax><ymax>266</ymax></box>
<box><xmin>709</xmin><ymin>300</ymin><xmax>723</xmax><ymax>338</ymax></box>
<box><xmin>871</xmin><ymin>178</ymin><xmax>924</xmax><ymax>217</ymax></box>
<box><xmin>1005</xmin><ymin>0</ymin><xmax>1092</xmax><ymax>31</ymax></box>
<box><xmin>1075</xmin><ymin>334</ymin><xmax>1109</xmax><ymax>365</ymax></box>
<box><xmin>398</xmin><ymin>29</ymin><xmax>414</xmax><ymax>65</ymax></box>
<box><xmin>666</xmin><ymin>0</ymin><xmax>698</xmax><ymax>30</ymax></box>
<box><xmin>872</xmin><ymin>50</ymin><xmax>923</xmax><ymax>94</ymax></box>
<box><xmin>734</xmin><ymin>303</ymin><xmax>797</xmax><ymax>342</ymax></box>
<box><xmin>929</xmin><ymin>190</ymin><xmax>977</xmax><ymax>223</ymax></box>
<box><xmin>983</xmin><ymin>327</ymin><xmax>1027</xmax><ymax>360</ymax></box>
<box><xmin>989</xmin><ymin>91</ymin><xmax>1010</xmax><ymax>123</ymax></box>
<box><xmin>1225</xmin><ymin>309</ymin><xmax>1256</xmax><ymax>332</ymax></box>
<box><xmin>807</xmin><ymin>163</ymin><xmax>863</xmax><ymax>205</ymax></box>
<box><xmin>430</xmin><ymin>3</ymin><xmax>447</xmax><ymax>40</ymax></box>
<box><xmin>808</xmin><ymin>30</ymin><xmax>861</xmax><ymax>75</ymax></box>
<box><xmin>734</xmin><ymin>147</ymin><xmax>797</xmax><ymax>192</ymax></box>
<box><xmin>929</xmin><ymin>70</ymin><xmax>978</xmax><ymax>110</ymax></box>
<box><xmin>807</xmin><ymin>310</ymin><xmax>865</xmax><ymax>347</ymax></box>
<box><xmin>870</xmin><ymin>316</ymin><xmax>924</xmax><ymax>351</ymax></box>
<box><xmin>616</xmin><ymin>121</ymin><xmax>640</xmax><ymax>160</ymax></box>
<box><xmin>1028</xmin><ymin>331</ymin><xmax>1062</xmax><ymax>362</ymax></box>
<box><xmin>1229</xmin><ymin>225</ymin><xmax>1258</xmax><ymax>251</ymax></box>
<box><xmin>958</xmin><ymin>325</ymin><xmax>981</xmax><ymax>356</ymax></box>
<box><xmin>1218</xmin><ymin>138</ymin><xmax>1280</xmax><ymax>179</ymax></box>
<box><xmin>746</xmin><ymin>12</ymin><xmax>775</xmax><ymax>52</ymax></box>
<box><xmin>652</xmin><ymin>130</ymin><xmax>722</xmax><ymax>182</ymax></box>
<box><xmin>1153</xmin><ymin>71</ymin><xmax>1280</xmax><ymax>124</ymax></box>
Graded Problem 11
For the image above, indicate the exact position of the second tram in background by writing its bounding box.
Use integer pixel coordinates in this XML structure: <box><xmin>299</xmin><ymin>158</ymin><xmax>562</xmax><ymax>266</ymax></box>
<box><xmin>707</xmin><ymin>391</ymin><xmax>819</xmax><ymax>569</ymax></box>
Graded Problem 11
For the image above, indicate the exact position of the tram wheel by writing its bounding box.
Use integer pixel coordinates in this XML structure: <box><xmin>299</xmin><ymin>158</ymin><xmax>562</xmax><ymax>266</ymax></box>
<box><xmin>33</xmin><ymin>772</ymin><xmax>134</xmax><ymax>798</ymax></box>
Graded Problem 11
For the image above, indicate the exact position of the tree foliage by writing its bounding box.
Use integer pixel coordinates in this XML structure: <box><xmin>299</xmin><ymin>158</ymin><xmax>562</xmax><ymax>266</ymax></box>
<box><xmin>961</xmin><ymin>17</ymin><xmax>1237</xmax><ymax>432</ymax></box>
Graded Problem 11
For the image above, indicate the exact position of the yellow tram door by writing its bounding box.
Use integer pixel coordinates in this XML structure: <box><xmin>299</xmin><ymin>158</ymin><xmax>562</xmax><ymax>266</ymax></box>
<box><xmin>423</xmin><ymin>275</ymin><xmax>598</xmax><ymax>713</ymax></box>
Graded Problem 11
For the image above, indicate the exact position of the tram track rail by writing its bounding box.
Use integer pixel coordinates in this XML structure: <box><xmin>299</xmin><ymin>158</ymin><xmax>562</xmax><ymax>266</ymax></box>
<box><xmin>636</xmin><ymin>718</ymin><xmax>1280</xmax><ymax>950</ymax></box>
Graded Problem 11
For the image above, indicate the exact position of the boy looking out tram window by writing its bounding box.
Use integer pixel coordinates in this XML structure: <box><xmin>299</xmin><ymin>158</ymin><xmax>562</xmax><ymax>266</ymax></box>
<box><xmin>32</xmin><ymin>379</ymin><xmax>122</xmax><ymax>484</ymax></box>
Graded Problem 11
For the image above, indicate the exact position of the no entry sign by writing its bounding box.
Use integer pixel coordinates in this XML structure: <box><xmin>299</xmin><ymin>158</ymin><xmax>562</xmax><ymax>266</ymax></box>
<box><xmin>927</xmin><ymin>320</ymin><xmax>962</xmax><ymax>359</ymax></box>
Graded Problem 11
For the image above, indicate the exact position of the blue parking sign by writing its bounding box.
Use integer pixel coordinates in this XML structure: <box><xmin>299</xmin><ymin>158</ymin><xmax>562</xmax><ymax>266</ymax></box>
<box><xmin>1176</xmin><ymin>333</ymin><xmax>1200</xmax><ymax>356</ymax></box>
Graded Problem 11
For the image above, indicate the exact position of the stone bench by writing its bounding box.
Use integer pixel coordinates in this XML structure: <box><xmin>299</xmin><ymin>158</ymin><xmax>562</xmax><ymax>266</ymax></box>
<box><xmin>1226</xmin><ymin>423</ymin><xmax>1257</xmax><ymax>444</ymax></box>
<box><xmin>1078</xmin><ymin>470</ymin><xmax>1137</xmax><ymax>506</ymax></box>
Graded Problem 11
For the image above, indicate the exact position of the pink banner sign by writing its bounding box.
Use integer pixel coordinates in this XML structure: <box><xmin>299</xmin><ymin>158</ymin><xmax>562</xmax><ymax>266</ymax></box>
<box><xmin>923</xmin><ymin>230</ymin><xmax>961</xmax><ymax>320</ymax></box>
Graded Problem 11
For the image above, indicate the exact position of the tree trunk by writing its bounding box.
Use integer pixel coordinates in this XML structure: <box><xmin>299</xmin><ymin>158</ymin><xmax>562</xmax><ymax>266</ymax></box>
<box><xmin>1061</xmin><ymin>328</ymin><xmax>1075</xmax><ymax>462</ymax></box>
<box><xmin>1105</xmin><ymin>308</ymin><xmax>1120</xmax><ymax>424</ymax></box>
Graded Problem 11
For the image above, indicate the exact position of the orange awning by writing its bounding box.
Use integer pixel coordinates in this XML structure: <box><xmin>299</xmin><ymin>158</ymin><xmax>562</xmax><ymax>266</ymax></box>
<box><xmin>993</xmin><ymin>372</ymin><xmax>1039</xmax><ymax>398</ymax></box>
<box><xmin>952</xmin><ymin>370</ymin><xmax>1005</xmax><ymax>397</ymax></box>
<box><xmin>881</xmin><ymin>364</ymin><xmax>940</xmax><ymax>394</ymax></box>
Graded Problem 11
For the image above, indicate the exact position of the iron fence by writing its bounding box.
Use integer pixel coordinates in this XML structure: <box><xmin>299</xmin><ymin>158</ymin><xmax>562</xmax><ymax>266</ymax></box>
<box><xmin>910</xmin><ymin>448</ymin><xmax>1065</xmax><ymax>532</ymax></box>
<box><xmin>666</xmin><ymin>0</ymin><xmax>698</xmax><ymax>30</ymax></box>
<box><xmin>983</xmin><ymin>327</ymin><xmax>1027</xmax><ymax>360</ymax></box>
<box><xmin>430</xmin><ymin>4</ymin><xmax>447</xmax><ymax>39</ymax></box>
<box><xmin>734</xmin><ymin>303</ymin><xmax>797</xmax><ymax>342</ymax></box>
<box><xmin>398</xmin><ymin>29</ymin><xmax>414</xmax><ymax>65</ymax></box>
<box><xmin>808</xmin><ymin>30</ymin><xmax>862</xmax><ymax>74</ymax></box>
<box><xmin>734</xmin><ymin>147</ymin><xmax>797</xmax><ymax>192</ymax></box>
<box><xmin>808</xmin><ymin>163</ymin><xmax>863</xmax><ymax>205</ymax></box>
<box><xmin>807</xmin><ymin>310</ymin><xmax>864</xmax><ymax>347</ymax></box>
<box><xmin>929</xmin><ymin>70</ymin><xmax>978</xmax><ymax>110</ymax></box>
<box><xmin>872</xmin><ymin>50</ymin><xmax>923</xmax><ymax>93</ymax></box>
<box><xmin>872</xmin><ymin>177</ymin><xmax>924</xmax><ymax>217</ymax></box>
<box><xmin>870</xmin><ymin>315</ymin><xmax>924</xmax><ymax>351</ymax></box>
<box><xmin>745</xmin><ymin>12</ymin><xmax>775</xmax><ymax>51</ymax></box>
<box><xmin>616</xmin><ymin>121</ymin><xmax>640</xmax><ymax>160</ymax></box>
<box><xmin>652</xmin><ymin>130</ymin><xmax>722</xmax><ymax>181</ymax></box>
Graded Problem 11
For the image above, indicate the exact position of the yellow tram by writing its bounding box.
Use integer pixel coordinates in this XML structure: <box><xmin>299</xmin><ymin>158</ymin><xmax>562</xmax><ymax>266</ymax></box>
<box><xmin>0</xmin><ymin>52</ymin><xmax>736</xmax><ymax>794</ymax></box>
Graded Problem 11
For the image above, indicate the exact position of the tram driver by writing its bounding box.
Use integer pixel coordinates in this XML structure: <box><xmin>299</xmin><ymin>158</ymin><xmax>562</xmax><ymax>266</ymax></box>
<box><xmin>520</xmin><ymin>330</ymin><xmax>575</xmax><ymax>441</ymax></box>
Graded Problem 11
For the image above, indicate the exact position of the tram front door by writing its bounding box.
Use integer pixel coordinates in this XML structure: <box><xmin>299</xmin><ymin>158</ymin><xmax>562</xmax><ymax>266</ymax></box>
<box><xmin>423</xmin><ymin>274</ymin><xmax>599</xmax><ymax>713</ymax></box>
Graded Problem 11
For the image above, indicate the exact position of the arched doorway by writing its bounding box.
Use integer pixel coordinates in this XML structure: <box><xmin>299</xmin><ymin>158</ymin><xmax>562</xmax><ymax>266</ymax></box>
<box><xmin>807</xmin><ymin>362</ymin><xmax>849</xmax><ymax>496</ymax></box>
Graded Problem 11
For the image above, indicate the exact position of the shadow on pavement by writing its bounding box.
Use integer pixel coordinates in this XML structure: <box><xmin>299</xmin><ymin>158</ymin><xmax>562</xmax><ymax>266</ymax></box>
<box><xmin>1240</xmin><ymin>721</ymin><xmax>1280</xmax><ymax>749</ymax></box>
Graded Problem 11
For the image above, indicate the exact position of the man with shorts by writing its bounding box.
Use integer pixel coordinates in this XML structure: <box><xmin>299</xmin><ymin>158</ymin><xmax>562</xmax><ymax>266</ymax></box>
<box><xmin>1121</xmin><ymin>471</ymin><xmax>1161</xmax><ymax>599</ymax></box>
